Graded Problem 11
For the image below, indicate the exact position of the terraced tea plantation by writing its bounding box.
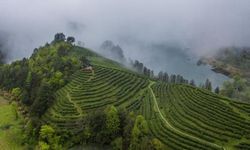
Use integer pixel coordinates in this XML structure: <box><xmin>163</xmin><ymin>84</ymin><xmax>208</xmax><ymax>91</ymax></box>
<box><xmin>145</xmin><ymin>83</ymin><xmax>250</xmax><ymax>149</ymax></box>
<box><xmin>43</xmin><ymin>65</ymin><xmax>149</xmax><ymax>132</ymax></box>
<box><xmin>43</xmin><ymin>64</ymin><xmax>250</xmax><ymax>149</ymax></box>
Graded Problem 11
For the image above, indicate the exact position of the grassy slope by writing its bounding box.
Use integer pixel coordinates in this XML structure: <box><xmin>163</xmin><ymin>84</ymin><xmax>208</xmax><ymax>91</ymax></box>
<box><xmin>0</xmin><ymin>96</ymin><xmax>24</xmax><ymax>150</ymax></box>
<box><xmin>70</xmin><ymin>46</ymin><xmax>132</xmax><ymax>72</ymax></box>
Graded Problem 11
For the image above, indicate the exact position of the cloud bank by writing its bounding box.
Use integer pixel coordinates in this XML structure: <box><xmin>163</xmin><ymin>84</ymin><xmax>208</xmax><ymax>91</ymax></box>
<box><xmin>1</xmin><ymin>0</ymin><xmax>250</xmax><ymax>61</ymax></box>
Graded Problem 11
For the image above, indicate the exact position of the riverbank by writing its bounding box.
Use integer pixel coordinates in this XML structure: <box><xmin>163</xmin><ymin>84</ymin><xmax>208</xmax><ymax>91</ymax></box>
<box><xmin>198</xmin><ymin>57</ymin><xmax>243</xmax><ymax>78</ymax></box>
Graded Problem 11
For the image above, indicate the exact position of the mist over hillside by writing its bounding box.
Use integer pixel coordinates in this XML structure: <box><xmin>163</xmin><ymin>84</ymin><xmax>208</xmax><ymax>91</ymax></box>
<box><xmin>1</xmin><ymin>0</ymin><xmax>250</xmax><ymax>62</ymax></box>
<box><xmin>1</xmin><ymin>1</ymin><xmax>250</xmax><ymax>149</ymax></box>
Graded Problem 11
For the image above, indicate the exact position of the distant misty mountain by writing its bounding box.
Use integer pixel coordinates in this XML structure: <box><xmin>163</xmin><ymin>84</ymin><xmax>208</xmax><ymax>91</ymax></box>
<box><xmin>100</xmin><ymin>40</ymin><xmax>126</xmax><ymax>63</ymax></box>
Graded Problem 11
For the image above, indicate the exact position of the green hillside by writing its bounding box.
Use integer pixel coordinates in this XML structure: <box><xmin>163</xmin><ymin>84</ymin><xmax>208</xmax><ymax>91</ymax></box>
<box><xmin>0</xmin><ymin>95</ymin><xmax>24</xmax><ymax>149</ymax></box>
<box><xmin>147</xmin><ymin>83</ymin><xmax>250</xmax><ymax>149</ymax></box>
<box><xmin>1</xmin><ymin>39</ymin><xmax>250</xmax><ymax>149</ymax></box>
<box><xmin>43</xmin><ymin>59</ymin><xmax>250</xmax><ymax>149</ymax></box>
<box><xmin>43</xmin><ymin>65</ymin><xmax>149</xmax><ymax>132</ymax></box>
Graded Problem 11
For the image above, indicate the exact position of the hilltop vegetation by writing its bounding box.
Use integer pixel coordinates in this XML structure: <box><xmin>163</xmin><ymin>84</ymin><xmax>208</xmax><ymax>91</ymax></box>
<box><xmin>1</xmin><ymin>34</ymin><xmax>250</xmax><ymax>149</ymax></box>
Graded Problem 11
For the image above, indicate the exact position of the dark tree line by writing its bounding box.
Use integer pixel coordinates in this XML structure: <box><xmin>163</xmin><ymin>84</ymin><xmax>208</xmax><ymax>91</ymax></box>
<box><xmin>158</xmin><ymin>71</ymin><xmax>189</xmax><ymax>84</ymax></box>
<box><xmin>132</xmin><ymin>60</ymin><xmax>154</xmax><ymax>78</ymax></box>
<box><xmin>157</xmin><ymin>70</ymin><xmax>220</xmax><ymax>93</ymax></box>
<box><xmin>54</xmin><ymin>33</ymin><xmax>75</xmax><ymax>44</ymax></box>
<box><xmin>132</xmin><ymin>59</ymin><xmax>221</xmax><ymax>94</ymax></box>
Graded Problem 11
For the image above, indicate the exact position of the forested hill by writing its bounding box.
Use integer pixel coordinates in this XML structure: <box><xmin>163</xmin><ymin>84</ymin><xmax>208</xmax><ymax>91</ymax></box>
<box><xmin>1</xmin><ymin>34</ymin><xmax>250</xmax><ymax>150</ymax></box>
<box><xmin>0</xmin><ymin>36</ymin><xmax>126</xmax><ymax>115</ymax></box>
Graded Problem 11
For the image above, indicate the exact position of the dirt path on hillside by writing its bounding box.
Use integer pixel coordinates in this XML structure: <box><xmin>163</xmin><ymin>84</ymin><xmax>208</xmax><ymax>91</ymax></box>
<box><xmin>67</xmin><ymin>93</ymin><xmax>83</xmax><ymax>116</ymax></box>
<box><xmin>66</xmin><ymin>70</ymin><xmax>95</xmax><ymax>116</ymax></box>
<box><xmin>148</xmin><ymin>81</ymin><xmax>225</xmax><ymax>150</ymax></box>
<box><xmin>87</xmin><ymin>70</ymin><xmax>95</xmax><ymax>82</ymax></box>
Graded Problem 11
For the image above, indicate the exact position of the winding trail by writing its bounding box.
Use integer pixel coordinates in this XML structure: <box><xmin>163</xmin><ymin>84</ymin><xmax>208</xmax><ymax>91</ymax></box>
<box><xmin>67</xmin><ymin>93</ymin><xmax>83</xmax><ymax>116</ymax></box>
<box><xmin>87</xmin><ymin>70</ymin><xmax>95</xmax><ymax>82</ymax></box>
<box><xmin>66</xmin><ymin>69</ymin><xmax>95</xmax><ymax>116</ymax></box>
<box><xmin>148</xmin><ymin>81</ymin><xmax>225</xmax><ymax>150</ymax></box>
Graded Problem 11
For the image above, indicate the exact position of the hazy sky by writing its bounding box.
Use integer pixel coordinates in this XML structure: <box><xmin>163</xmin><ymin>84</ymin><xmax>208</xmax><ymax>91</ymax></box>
<box><xmin>1</xmin><ymin>0</ymin><xmax>250</xmax><ymax>61</ymax></box>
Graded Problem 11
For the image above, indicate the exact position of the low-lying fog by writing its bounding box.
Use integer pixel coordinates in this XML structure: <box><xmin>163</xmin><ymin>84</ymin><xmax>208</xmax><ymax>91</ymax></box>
<box><xmin>1</xmin><ymin>0</ymin><xmax>250</xmax><ymax>87</ymax></box>
<box><xmin>120</xmin><ymin>42</ymin><xmax>229</xmax><ymax>88</ymax></box>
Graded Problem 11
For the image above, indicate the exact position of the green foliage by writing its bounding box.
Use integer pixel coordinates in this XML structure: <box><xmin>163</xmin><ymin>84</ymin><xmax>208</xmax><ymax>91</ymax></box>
<box><xmin>111</xmin><ymin>137</ymin><xmax>123</xmax><ymax>150</ymax></box>
<box><xmin>129</xmin><ymin>115</ymin><xmax>150</xmax><ymax>150</ymax></box>
<box><xmin>11</xmin><ymin>87</ymin><xmax>22</xmax><ymax>100</ymax></box>
<box><xmin>39</xmin><ymin>125</ymin><xmax>55</xmax><ymax>140</ymax></box>
<box><xmin>48</xmin><ymin>71</ymin><xmax>64</xmax><ymax>89</ymax></box>
<box><xmin>105</xmin><ymin>105</ymin><xmax>120</xmax><ymax>136</ymax></box>
<box><xmin>0</xmin><ymin>41</ymin><xmax>85</xmax><ymax>119</ymax></box>
<box><xmin>0</xmin><ymin>58</ymin><xmax>29</xmax><ymax>89</ymax></box>
<box><xmin>57</xmin><ymin>45</ymin><xmax>70</xmax><ymax>57</ymax></box>
<box><xmin>134</xmin><ymin>115</ymin><xmax>149</xmax><ymax>135</ymax></box>
<box><xmin>30</xmin><ymin>81</ymin><xmax>54</xmax><ymax>117</ymax></box>
<box><xmin>38</xmin><ymin>125</ymin><xmax>62</xmax><ymax>150</ymax></box>
<box><xmin>38</xmin><ymin>141</ymin><xmax>50</xmax><ymax>150</ymax></box>
<box><xmin>221</xmin><ymin>75</ymin><xmax>249</xmax><ymax>101</ymax></box>
<box><xmin>151</xmin><ymin>138</ymin><xmax>164</xmax><ymax>150</ymax></box>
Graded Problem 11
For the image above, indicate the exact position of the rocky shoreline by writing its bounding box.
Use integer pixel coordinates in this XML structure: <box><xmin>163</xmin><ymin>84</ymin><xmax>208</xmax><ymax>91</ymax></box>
<box><xmin>211</xmin><ymin>67</ymin><xmax>231</xmax><ymax>76</ymax></box>
<box><xmin>197</xmin><ymin>57</ymin><xmax>241</xmax><ymax>78</ymax></box>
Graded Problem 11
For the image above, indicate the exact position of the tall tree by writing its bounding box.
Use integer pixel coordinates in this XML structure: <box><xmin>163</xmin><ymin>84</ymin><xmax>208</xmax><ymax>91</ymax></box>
<box><xmin>129</xmin><ymin>115</ymin><xmax>149</xmax><ymax>150</ymax></box>
<box><xmin>190</xmin><ymin>79</ymin><xmax>196</xmax><ymax>87</ymax></box>
<box><xmin>170</xmin><ymin>75</ymin><xmax>176</xmax><ymax>83</ymax></box>
<box><xmin>163</xmin><ymin>72</ymin><xmax>169</xmax><ymax>82</ymax></box>
<box><xmin>38</xmin><ymin>125</ymin><xmax>62</xmax><ymax>150</ymax></box>
<box><xmin>205</xmin><ymin>79</ymin><xmax>212</xmax><ymax>91</ymax></box>
<box><xmin>54</xmin><ymin>33</ymin><xmax>65</xmax><ymax>42</ymax></box>
<box><xmin>214</xmin><ymin>86</ymin><xmax>220</xmax><ymax>94</ymax></box>
<box><xmin>158</xmin><ymin>71</ymin><xmax>163</xmax><ymax>81</ymax></box>
<box><xmin>30</xmin><ymin>81</ymin><xmax>54</xmax><ymax>117</ymax></box>
<box><xmin>66</xmin><ymin>36</ymin><xmax>75</xmax><ymax>43</ymax></box>
<box><xmin>105</xmin><ymin>105</ymin><xmax>120</xmax><ymax>138</ymax></box>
